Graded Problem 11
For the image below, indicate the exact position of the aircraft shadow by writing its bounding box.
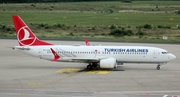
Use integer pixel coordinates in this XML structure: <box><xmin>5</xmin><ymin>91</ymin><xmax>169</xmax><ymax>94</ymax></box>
<box><xmin>77</xmin><ymin>68</ymin><xmax>125</xmax><ymax>72</ymax></box>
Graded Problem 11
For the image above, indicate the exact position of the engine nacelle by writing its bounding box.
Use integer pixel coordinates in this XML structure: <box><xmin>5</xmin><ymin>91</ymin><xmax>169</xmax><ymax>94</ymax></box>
<box><xmin>100</xmin><ymin>58</ymin><xmax>117</xmax><ymax>69</ymax></box>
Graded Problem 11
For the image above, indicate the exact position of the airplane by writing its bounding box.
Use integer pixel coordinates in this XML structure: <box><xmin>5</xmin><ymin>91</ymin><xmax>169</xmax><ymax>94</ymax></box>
<box><xmin>12</xmin><ymin>15</ymin><xmax>176</xmax><ymax>70</ymax></box>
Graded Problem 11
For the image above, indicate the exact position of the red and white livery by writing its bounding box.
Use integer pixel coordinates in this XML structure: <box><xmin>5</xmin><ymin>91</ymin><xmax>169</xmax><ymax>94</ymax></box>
<box><xmin>12</xmin><ymin>15</ymin><xmax>176</xmax><ymax>70</ymax></box>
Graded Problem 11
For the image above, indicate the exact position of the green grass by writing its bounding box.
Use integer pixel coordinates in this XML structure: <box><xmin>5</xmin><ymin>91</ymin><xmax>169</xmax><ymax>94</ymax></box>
<box><xmin>1</xmin><ymin>11</ymin><xmax>179</xmax><ymax>27</ymax></box>
<box><xmin>0</xmin><ymin>1</ymin><xmax>180</xmax><ymax>43</ymax></box>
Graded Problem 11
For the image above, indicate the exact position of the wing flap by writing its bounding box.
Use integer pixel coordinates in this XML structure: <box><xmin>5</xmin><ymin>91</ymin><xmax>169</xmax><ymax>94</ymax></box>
<box><xmin>71</xmin><ymin>57</ymin><xmax>99</xmax><ymax>61</ymax></box>
<box><xmin>70</xmin><ymin>57</ymin><xmax>108</xmax><ymax>62</ymax></box>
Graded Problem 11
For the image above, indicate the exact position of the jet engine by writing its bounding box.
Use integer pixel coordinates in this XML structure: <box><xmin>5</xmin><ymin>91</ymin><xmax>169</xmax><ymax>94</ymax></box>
<box><xmin>100</xmin><ymin>58</ymin><xmax>117</xmax><ymax>69</ymax></box>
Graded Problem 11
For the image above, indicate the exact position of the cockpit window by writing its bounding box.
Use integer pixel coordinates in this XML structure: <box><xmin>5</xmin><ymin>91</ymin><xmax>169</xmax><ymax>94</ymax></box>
<box><xmin>162</xmin><ymin>52</ymin><xmax>169</xmax><ymax>54</ymax></box>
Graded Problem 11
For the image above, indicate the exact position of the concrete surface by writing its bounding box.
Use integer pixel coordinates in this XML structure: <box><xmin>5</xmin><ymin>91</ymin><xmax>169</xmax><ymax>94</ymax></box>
<box><xmin>0</xmin><ymin>39</ymin><xmax>180</xmax><ymax>97</ymax></box>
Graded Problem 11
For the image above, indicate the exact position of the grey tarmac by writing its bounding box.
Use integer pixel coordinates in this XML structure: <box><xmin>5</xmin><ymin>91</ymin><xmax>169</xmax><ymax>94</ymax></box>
<box><xmin>0</xmin><ymin>39</ymin><xmax>180</xmax><ymax>97</ymax></box>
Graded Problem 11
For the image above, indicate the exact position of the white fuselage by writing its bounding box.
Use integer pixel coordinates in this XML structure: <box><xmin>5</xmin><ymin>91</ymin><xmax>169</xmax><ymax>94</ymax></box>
<box><xmin>15</xmin><ymin>45</ymin><xmax>176</xmax><ymax>64</ymax></box>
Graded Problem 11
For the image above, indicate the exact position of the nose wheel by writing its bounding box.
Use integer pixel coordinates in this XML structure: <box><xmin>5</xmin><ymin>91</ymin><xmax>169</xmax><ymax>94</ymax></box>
<box><xmin>156</xmin><ymin>65</ymin><xmax>161</xmax><ymax>70</ymax></box>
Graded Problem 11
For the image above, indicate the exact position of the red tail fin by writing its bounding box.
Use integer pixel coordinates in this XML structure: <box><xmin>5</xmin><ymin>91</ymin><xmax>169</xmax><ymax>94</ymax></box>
<box><xmin>84</xmin><ymin>38</ymin><xmax>90</xmax><ymax>46</ymax></box>
<box><xmin>12</xmin><ymin>15</ymin><xmax>53</xmax><ymax>46</ymax></box>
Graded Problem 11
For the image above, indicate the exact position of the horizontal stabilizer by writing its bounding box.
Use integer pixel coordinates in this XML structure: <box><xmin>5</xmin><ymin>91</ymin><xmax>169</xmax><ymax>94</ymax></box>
<box><xmin>12</xmin><ymin>46</ymin><xmax>30</xmax><ymax>50</ymax></box>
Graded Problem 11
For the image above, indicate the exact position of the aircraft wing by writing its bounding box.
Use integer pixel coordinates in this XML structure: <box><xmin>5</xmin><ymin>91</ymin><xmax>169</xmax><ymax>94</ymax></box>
<box><xmin>71</xmin><ymin>58</ymin><xmax>99</xmax><ymax>63</ymax></box>
<box><xmin>71</xmin><ymin>57</ymin><xmax>99</xmax><ymax>61</ymax></box>
<box><xmin>50</xmin><ymin>48</ymin><xmax>108</xmax><ymax>63</ymax></box>
<box><xmin>64</xmin><ymin>57</ymin><xmax>108</xmax><ymax>63</ymax></box>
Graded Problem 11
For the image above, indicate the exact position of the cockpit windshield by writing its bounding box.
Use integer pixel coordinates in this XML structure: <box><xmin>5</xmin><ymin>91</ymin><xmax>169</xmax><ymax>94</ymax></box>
<box><xmin>162</xmin><ymin>52</ymin><xmax>169</xmax><ymax>54</ymax></box>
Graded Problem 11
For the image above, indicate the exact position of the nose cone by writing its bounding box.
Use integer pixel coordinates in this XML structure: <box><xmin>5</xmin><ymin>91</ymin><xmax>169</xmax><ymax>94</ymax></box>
<box><xmin>169</xmin><ymin>54</ymin><xmax>176</xmax><ymax>61</ymax></box>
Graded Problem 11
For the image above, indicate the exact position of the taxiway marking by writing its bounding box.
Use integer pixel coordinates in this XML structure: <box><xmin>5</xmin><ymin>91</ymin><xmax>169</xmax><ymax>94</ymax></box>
<box><xmin>55</xmin><ymin>68</ymin><xmax>112</xmax><ymax>74</ymax></box>
<box><xmin>85</xmin><ymin>70</ymin><xmax>112</xmax><ymax>74</ymax></box>
<box><xmin>55</xmin><ymin>68</ymin><xmax>82</xmax><ymax>73</ymax></box>
<box><xmin>28</xmin><ymin>82</ymin><xmax>44</xmax><ymax>86</ymax></box>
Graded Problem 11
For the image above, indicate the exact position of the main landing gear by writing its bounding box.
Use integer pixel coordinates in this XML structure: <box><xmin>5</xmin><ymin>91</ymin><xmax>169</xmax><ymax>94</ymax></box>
<box><xmin>156</xmin><ymin>65</ymin><xmax>161</xmax><ymax>70</ymax></box>
<box><xmin>87</xmin><ymin>62</ymin><xmax>98</xmax><ymax>70</ymax></box>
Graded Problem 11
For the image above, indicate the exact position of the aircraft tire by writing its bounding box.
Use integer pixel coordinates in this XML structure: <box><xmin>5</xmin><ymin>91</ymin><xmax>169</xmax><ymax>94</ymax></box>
<box><xmin>87</xmin><ymin>65</ymin><xmax>92</xmax><ymax>70</ymax></box>
<box><xmin>156</xmin><ymin>65</ymin><xmax>160</xmax><ymax>70</ymax></box>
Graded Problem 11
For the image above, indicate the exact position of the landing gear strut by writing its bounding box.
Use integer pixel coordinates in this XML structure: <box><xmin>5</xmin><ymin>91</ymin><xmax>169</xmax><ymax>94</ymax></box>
<box><xmin>156</xmin><ymin>65</ymin><xmax>161</xmax><ymax>70</ymax></box>
<box><xmin>87</xmin><ymin>62</ymin><xmax>98</xmax><ymax>70</ymax></box>
<box><xmin>87</xmin><ymin>64</ymin><xmax>92</xmax><ymax>70</ymax></box>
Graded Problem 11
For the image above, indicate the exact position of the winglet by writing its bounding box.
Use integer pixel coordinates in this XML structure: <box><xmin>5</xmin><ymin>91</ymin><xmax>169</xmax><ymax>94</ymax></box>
<box><xmin>84</xmin><ymin>38</ymin><xmax>90</xmax><ymax>46</ymax></box>
<box><xmin>50</xmin><ymin>48</ymin><xmax>60</xmax><ymax>62</ymax></box>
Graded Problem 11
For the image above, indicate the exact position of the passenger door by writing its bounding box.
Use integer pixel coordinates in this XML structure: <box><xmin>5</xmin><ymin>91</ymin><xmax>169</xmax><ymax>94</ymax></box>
<box><xmin>153</xmin><ymin>50</ymin><xmax>157</xmax><ymax>58</ymax></box>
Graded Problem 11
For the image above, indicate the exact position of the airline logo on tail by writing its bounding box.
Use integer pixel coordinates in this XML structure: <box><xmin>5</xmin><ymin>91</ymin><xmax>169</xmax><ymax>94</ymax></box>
<box><xmin>12</xmin><ymin>15</ymin><xmax>53</xmax><ymax>46</ymax></box>
<box><xmin>18</xmin><ymin>26</ymin><xmax>36</xmax><ymax>46</ymax></box>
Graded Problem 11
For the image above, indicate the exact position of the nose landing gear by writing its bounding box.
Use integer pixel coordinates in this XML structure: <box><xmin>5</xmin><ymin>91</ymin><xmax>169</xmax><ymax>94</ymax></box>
<box><xmin>156</xmin><ymin>65</ymin><xmax>161</xmax><ymax>70</ymax></box>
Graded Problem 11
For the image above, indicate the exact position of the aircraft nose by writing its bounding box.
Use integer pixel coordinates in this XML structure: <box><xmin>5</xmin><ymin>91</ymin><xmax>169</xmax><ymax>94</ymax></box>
<box><xmin>169</xmin><ymin>54</ymin><xmax>176</xmax><ymax>60</ymax></box>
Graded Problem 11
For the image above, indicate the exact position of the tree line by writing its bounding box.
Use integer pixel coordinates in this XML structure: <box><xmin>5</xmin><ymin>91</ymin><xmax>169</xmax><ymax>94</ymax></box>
<box><xmin>0</xmin><ymin>0</ymin><xmax>127</xmax><ymax>3</ymax></box>
<box><xmin>1</xmin><ymin>0</ymin><xmax>180</xmax><ymax>3</ymax></box>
